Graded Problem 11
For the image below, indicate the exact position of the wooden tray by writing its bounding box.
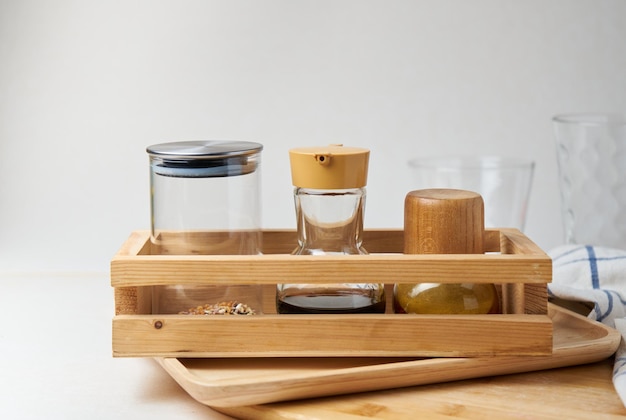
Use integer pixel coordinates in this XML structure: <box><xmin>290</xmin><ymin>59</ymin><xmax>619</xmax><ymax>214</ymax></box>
<box><xmin>155</xmin><ymin>303</ymin><xmax>620</xmax><ymax>408</ymax></box>
<box><xmin>112</xmin><ymin>228</ymin><xmax>553</xmax><ymax>358</ymax></box>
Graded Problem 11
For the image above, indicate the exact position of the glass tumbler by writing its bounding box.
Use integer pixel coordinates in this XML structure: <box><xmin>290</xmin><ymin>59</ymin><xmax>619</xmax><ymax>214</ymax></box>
<box><xmin>553</xmin><ymin>113</ymin><xmax>626</xmax><ymax>249</ymax></box>
<box><xmin>408</xmin><ymin>156</ymin><xmax>535</xmax><ymax>231</ymax></box>
<box><xmin>147</xmin><ymin>140</ymin><xmax>263</xmax><ymax>314</ymax></box>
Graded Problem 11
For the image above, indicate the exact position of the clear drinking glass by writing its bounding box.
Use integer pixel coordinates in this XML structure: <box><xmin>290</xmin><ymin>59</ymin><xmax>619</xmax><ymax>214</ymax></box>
<box><xmin>553</xmin><ymin>113</ymin><xmax>626</xmax><ymax>249</ymax></box>
<box><xmin>408</xmin><ymin>156</ymin><xmax>535</xmax><ymax>231</ymax></box>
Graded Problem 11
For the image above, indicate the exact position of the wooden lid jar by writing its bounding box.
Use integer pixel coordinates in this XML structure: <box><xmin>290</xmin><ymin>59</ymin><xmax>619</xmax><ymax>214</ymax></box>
<box><xmin>395</xmin><ymin>189</ymin><xmax>499</xmax><ymax>314</ymax></box>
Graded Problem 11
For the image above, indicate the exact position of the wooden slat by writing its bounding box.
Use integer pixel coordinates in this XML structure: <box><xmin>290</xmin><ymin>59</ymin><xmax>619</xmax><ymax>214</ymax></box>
<box><xmin>502</xmin><ymin>282</ymin><xmax>526</xmax><ymax>315</ymax></box>
<box><xmin>524</xmin><ymin>283</ymin><xmax>549</xmax><ymax>314</ymax></box>
<box><xmin>111</xmin><ymin>253</ymin><xmax>551</xmax><ymax>287</ymax></box>
<box><xmin>112</xmin><ymin>231</ymin><xmax>153</xmax><ymax>314</ymax></box>
<box><xmin>115</xmin><ymin>286</ymin><xmax>152</xmax><ymax>315</ymax></box>
<box><xmin>115</xmin><ymin>231</ymin><xmax>152</xmax><ymax>256</ymax></box>
<box><xmin>484</xmin><ymin>229</ymin><xmax>501</xmax><ymax>252</ymax></box>
<box><xmin>499</xmin><ymin>228</ymin><xmax>548</xmax><ymax>256</ymax></box>
<box><xmin>497</xmin><ymin>228</ymin><xmax>551</xmax><ymax>315</ymax></box>
<box><xmin>112</xmin><ymin>313</ymin><xmax>552</xmax><ymax>358</ymax></box>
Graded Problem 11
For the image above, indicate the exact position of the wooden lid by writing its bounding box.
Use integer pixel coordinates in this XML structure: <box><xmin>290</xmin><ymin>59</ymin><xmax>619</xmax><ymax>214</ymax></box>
<box><xmin>404</xmin><ymin>189</ymin><xmax>484</xmax><ymax>254</ymax></box>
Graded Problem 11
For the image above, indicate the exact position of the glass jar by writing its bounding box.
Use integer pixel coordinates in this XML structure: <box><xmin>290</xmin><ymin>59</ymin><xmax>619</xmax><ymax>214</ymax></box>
<box><xmin>276</xmin><ymin>145</ymin><xmax>385</xmax><ymax>314</ymax></box>
<box><xmin>147</xmin><ymin>140</ymin><xmax>263</xmax><ymax>314</ymax></box>
<box><xmin>394</xmin><ymin>189</ymin><xmax>500</xmax><ymax>314</ymax></box>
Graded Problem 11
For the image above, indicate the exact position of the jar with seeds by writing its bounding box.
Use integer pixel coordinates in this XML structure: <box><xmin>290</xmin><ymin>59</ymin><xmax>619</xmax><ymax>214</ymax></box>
<box><xmin>147</xmin><ymin>140</ymin><xmax>263</xmax><ymax>315</ymax></box>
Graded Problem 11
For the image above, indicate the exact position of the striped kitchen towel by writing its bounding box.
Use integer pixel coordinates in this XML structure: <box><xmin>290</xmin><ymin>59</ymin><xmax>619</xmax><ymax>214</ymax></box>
<box><xmin>548</xmin><ymin>244</ymin><xmax>626</xmax><ymax>407</ymax></box>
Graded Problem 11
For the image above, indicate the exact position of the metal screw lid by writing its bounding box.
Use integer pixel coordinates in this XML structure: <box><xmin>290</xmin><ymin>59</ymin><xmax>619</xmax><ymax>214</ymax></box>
<box><xmin>147</xmin><ymin>140</ymin><xmax>263</xmax><ymax>178</ymax></box>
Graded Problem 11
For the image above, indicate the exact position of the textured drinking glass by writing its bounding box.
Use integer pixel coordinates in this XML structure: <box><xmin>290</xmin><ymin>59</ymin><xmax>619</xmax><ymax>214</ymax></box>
<box><xmin>408</xmin><ymin>156</ymin><xmax>535</xmax><ymax>231</ymax></box>
<box><xmin>553</xmin><ymin>113</ymin><xmax>626</xmax><ymax>249</ymax></box>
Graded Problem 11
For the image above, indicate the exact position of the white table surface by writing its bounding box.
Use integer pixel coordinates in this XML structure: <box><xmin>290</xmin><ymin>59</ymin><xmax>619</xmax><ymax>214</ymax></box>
<box><xmin>0</xmin><ymin>273</ymin><xmax>234</xmax><ymax>419</ymax></box>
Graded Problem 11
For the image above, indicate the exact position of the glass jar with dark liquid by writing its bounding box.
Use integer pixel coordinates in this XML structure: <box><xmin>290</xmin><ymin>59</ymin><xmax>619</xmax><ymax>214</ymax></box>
<box><xmin>276</xmin><ymin>145</ymin><xmax>385</xmax><ymax>314</ymax></box>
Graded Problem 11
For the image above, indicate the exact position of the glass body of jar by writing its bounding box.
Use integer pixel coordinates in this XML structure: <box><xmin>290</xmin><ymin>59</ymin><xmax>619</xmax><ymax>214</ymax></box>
<box><xmin>394</xmin><ymin>283</ymin><xmax>499</xmax><ymax>314</ymax></box>
<box><xmin>147</xmin><ymin>140</ymin><xmax>263</xmax><ymax>315</ymax></box>
<box><xmin>276</xmin><ymin>187</ymin><xmax>385</xmax><ymax>314</ymax></box>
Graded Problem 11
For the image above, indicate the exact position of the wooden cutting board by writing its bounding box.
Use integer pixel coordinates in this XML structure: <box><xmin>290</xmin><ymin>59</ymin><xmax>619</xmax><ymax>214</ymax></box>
<box><xmin>156</xmin><ymin>303</ymin><xmax>620</xmax><ymax>408</ymax></box>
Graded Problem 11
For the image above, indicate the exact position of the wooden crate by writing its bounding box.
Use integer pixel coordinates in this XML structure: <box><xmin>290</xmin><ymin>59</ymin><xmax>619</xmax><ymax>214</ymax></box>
<box><xmin>111</xmin><ymin>228</ymin><xmax>552</xmax><ymax>358</ymax></box>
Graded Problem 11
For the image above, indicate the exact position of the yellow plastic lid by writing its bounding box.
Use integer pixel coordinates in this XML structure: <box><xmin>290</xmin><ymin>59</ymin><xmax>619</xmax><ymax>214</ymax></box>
<box><xmin>289</xmin><ymin>144</ymin><xmax>370</xmax><ymax>189</ymax></box>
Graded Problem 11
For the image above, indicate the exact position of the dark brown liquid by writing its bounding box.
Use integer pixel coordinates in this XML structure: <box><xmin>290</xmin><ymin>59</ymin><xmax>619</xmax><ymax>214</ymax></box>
<box><xmin>277</xmin><ymin>293</ymin><xmax>386</xmax><ymax>314</ymax></box>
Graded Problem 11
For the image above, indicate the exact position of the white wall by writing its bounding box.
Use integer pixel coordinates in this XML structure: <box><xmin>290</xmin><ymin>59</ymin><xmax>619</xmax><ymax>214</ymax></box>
<box><xmin>1</xmin><ymin>0</ymin><xmax>625</xmax><ymax>273</ymax></box>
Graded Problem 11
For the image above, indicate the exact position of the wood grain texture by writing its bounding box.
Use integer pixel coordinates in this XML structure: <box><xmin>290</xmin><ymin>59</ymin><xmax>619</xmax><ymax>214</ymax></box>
<box><xmin>111</xmin><ymin>229</ymin><xmax>552</xmax><ymax>358</ymax></box>
<box><xmin>113</xmin><ymin>312</ymin><xmax>552</xmax><ymax>358</ymax></box>
<box><xmin>154</xmin><ymin>304</ymin><xmax>620</xmax><ymax>411</ymax></box>
<box><xmin>404</xmin><ymin>189</ymin><xmax>484</xmax><ymax>254</ymax></box>
<box><xmin>401</xmin><ymin>190</ymin><xmax>499</xmax><ymax>315</ymax></box>
<box><xmin>110</xmin><ymin>230</ymin><xmax>551</xmax><ymax>287</ymax></box>
<box><xmin>112</xmin><ymin>232</ymin><xmax>152</xmax><ymax>314</ymax></box>
<box><xmin>216</xmin><ymin>359</ymin><xmax>626</xmax><ymax>419</ymax></box>
<box><xmin>111</xmin><ymin>253</ymin><xmax>550</xmax><ymax>287</ymax></box>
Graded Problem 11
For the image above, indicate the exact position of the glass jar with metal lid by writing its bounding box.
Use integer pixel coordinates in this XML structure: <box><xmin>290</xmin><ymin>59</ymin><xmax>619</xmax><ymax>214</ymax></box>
<box><xmin>147</xmin><ymin>140</ymin><xmax>263</xmax><ymax>314</ymax></box>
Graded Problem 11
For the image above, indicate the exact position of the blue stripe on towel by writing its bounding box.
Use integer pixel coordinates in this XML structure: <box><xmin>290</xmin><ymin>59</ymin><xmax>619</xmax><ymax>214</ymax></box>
<box><xmin>594</xmin><ymin>302</ymin><xmax>603</xmax><ymax>320</ymax></box>
<box><xmin>586</xmin><ymin>245</ymin><xmax>600</xmax><ymax>289</ymax></box>
<box><xmin>551</xmin><ymin>246</ymin><xmax>586</xmax><ymax>262</ymax></box>
<box><xmin>551</xmin><ymin>245</ymin><xmax>626</xmax><ymax>269</ymax></box>
<box><xmin>554</xmin><ymin>255</ymin><xmax>626</xmax><ymax>268</ymax></box>
<box><xmin>597</xmin><ymin>290</ymin><xmax>614</xmax><ymax>322</ymax></box>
